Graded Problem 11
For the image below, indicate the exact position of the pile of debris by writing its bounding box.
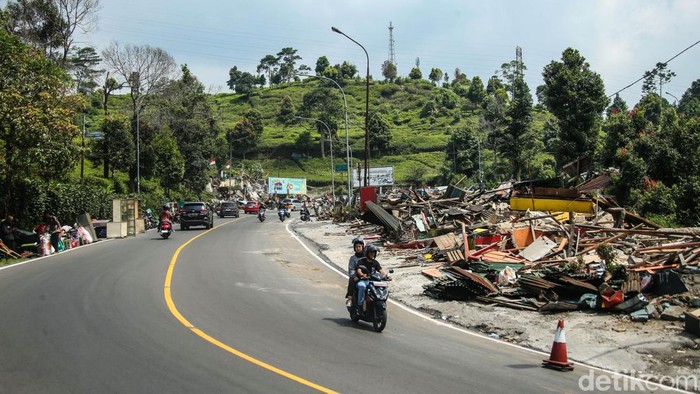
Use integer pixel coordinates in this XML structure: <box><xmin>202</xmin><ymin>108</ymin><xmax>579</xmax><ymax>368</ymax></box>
<box><xmin>348</xmin><ymin>180</ymin><xmax>700</xmax><ymax>333</ymax></box>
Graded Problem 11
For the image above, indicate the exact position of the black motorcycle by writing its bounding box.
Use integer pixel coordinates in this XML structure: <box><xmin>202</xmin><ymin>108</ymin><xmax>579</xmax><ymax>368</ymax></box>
<box><xmin>300</xmin><ymin>206</ymin><xmax>310</xmax><ymax>222</ymax></box>
<box><xmin>278</xmin><ymin>207</ymin><xmax>287</xmax><ymax>222</ymax></box>
<box><xmin>258</xmin><ymin>208</ymin><xmax>266</xmax><ymax>222</ymax></box>
<box><xmin>348</xmin><ymin>271</ymin><xmax>393</xmax><ymax>332</ymax></box>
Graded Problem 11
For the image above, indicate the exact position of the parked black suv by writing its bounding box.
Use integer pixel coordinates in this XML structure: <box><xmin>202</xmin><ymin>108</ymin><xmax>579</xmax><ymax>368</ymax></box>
<box><xmin>179</xmin><ymin>202</ymin><xmax>214</xmax><ymax>230</ymax></box>
<box><xmin>218</xmin><ymin>201</ymin><xmax>240</xmax><ymax>218</ymax></box>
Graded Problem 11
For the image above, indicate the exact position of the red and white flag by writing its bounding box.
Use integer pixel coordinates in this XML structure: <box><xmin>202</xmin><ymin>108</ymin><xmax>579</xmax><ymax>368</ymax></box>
<box><xmin>209</xmin><ymin>158</ymin><xmax>216</xmax><ymax>166</ymax></box>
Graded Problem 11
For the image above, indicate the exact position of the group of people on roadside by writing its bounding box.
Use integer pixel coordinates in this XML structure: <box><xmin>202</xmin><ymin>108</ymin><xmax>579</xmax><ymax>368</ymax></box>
<box><xmin>345</xmin><ymin>236</ymin><xmax>391</xmax><ymax>316</ymax></box>
<box><xmin>0</xmin><ymin>211</ymin><xmax>62</xmax><ymax>255</ymax></box>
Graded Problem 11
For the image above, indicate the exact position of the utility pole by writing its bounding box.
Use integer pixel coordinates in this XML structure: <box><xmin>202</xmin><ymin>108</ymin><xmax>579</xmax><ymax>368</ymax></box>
<box><xmin>80</xmin><ymin>114</ymin><xmax>85</xmax><ymax>179</ymax></box>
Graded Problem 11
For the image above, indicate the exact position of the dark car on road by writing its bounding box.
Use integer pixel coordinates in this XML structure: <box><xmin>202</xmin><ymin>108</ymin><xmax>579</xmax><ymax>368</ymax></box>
<box><xmin>218</xmin><ymin>201</ymin><xmax>240</xmax><ymax>218</ymax></box>
<box><xmin>179</xmin><ymin>202</ymin><xmax>214</xmax><ymax>230</ymax></box>
<box><xmin>243</xmin><ymin>201</ymin><xmax>260</xmax><ymax>214</ymax></box>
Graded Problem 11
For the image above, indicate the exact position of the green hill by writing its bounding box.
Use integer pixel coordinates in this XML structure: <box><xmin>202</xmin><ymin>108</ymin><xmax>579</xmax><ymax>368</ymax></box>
<box><xmin>209</xmin><ymin>79</ymin><xmax>476</xmax><ymax>186</ymax></box>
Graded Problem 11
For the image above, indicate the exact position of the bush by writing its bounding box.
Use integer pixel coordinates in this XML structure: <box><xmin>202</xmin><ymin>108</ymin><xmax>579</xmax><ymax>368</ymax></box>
<box><xmin>380</xmin><ymin>85</ymin><xmax>400</xmax><ymax>98</ymax></box>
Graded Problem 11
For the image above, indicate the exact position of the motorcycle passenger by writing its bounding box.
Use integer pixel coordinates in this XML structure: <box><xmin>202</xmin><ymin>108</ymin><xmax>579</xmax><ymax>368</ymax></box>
<box><xmin>159</xmin><ymin>205</ymin><xmax>173</xmax><ymax>232</ymax></box>
<box><xmin>345</xmin><ymin>237</ymin><xmax>365</xmax><ymax>307</ymax></box>
<box><xmin>355</xmin><ymin>244</ymin><xmax>389</xmax><ymax>315</ymax></box>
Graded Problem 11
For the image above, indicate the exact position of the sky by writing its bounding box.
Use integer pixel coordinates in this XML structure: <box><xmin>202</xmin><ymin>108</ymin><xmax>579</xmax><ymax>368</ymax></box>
<box><xmin>9</xmin><ymin>0</ymin><xmax>700</xmax><ymax>106</ymax></box>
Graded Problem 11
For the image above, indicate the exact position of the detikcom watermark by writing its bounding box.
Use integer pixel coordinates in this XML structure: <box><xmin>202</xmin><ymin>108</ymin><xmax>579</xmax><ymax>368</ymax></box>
<box><xmin>579</xmin><ymin>369</ymin><xmax>698</xmax><ymax>392</ymax></box>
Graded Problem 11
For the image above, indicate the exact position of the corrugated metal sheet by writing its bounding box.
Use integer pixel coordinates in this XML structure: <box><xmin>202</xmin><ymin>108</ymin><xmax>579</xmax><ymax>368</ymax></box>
<box><xmin>365</xmin><ymin>201</ymin><xmax>402</xmax><ymax>234</ymax></box>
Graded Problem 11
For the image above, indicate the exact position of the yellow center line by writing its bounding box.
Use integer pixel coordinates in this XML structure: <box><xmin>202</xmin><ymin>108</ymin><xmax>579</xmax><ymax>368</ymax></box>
<box><xmin>163</xmin><ymin>219</ymin><xmax>338</xmax><ymax>394</ymax></box>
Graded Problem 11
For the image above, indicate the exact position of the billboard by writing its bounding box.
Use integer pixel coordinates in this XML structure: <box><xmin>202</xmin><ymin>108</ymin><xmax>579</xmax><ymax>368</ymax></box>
<box><xmin>268</xmin><ymin>177</ymin><xmax>307</xmax><ymax>195</ymax></box>
<box><xmin>352</xmin><ymin>166</ymin><xmax>394</xmax><ymax>187</ymax></box>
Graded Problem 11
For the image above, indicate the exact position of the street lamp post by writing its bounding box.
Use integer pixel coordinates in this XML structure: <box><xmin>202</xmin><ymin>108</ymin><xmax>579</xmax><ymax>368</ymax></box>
<box><xmin>298</xmin><ymin>73</ymin><xmax>351</xmax><ymax>204</ymax></box>
<box><xmin>331</xmin><ymin>26</ymin><xmax>370</xmax><ymax>187</ymax></box>
<box><xmin>297</xmin><ymin>116</ymin><xmax>335</xmax><ymax>202</ymax></box>
<box><xmin>666</xmin><ymin>92</ymin><xmax>679</xmax><ymax>106</ymax></box>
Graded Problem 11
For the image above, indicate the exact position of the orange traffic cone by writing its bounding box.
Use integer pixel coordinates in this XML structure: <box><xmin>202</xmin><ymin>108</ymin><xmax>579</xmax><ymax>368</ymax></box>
<box><xmin>542</xmin><ymin>319</ymin><xmax>574</xmax><ymax>371</ymax></box>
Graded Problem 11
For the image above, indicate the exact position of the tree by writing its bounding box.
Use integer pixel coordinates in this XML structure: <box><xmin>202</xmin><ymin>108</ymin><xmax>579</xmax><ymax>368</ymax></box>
<box><xmin>453</xmin><ymin>68</ymin><xmax>468</xmax><ymax>85</ymax></box>
<box><xmin>601</xmin><ymin>108</ymin><xmax>635</xmax><ymax>167</ymax></box>
<box><xmin>642</xmin><ymin>62</ymin><xmax>675</xmax><ymax>96</ymax></box>
<box><xmin>256</xmin><ymin>54</ymin><xmax>278</xmax><ymax>87</ymax></box>
<box><xmin>408</xmin><ymin>67</ymin><xmax>422</xmax><ymax>80</ymax></box>
<box><xmin>277</xmin><ymin>47</ymin><xmax>301</xmax><ymax>83</ymax></box>
<box><xmin>69</xmin><ymin>45</ymin><xmax>102</xmax><ymax>94</ymax></box>
<box><xmin>368</xmin><ymin>111</ymin><xmax>392</xmax><ymax>155</ymax></box>
<box><xmin>295</xmin><ymin>130</ymin><xmax>312</xmax><ymax>157</ymax></box>
<box><xmin>158</xmin><ymin>64</ymin><xmax>217</xmax><ymax>194</ymax></box>
<box><xmin>152</xmin><ymin>127</ymin><xmax>184</xmax><ymax>194</ymax></box>
<box><xmin>487</xmin><ymin>75</ymin><xmax>504</xmax><ymax>94</ymax></box>
<box><xmin>606</xmin><ymin>94</ymin><xmax>628</xmax><ymax>117</ymax></box>
<box><xmin>0</xmin><ymin>29</ymin><xmax>81</xmax><ymax>210</ymax></box>
<box><xmin>3</xmin><ymin>0</ymin><xmax>100</xmax><ymax>67</ymax></box>
<box><xmin>226</xmin><ymin>65</ymin><xmax>255</xmax><ymax>95</ymax></box>
<box><xmin>315</xmin><ymin>55</ymin><xmax>330</xmax><ymax>75</ymax></box>
<box><xmin>500</xmin><ymin>59</ymin><xmax>527</xmax><ymax>96</ymax></box>
<box><xmin>54</xmin><ymin>0</ymin><xmax>100</xmax><ymax>66</ymax></box>
<box><xmin>501</xmin><ymin>76</ymin><xmax>533</xmax><ymax>180</ymax></box>
<box><xmin>541</xmin><ymin>48</ymin><xmax>608</xmax><ymax>165</ymax></box>
<box><xmin>428</xmin><ymin>67</ymin><xmax>443</xmax><ymax>85</ymax></box>
<box><xmin>3</xmin><ymin>0</ymin><xmax>66</xmax><ymax>61</ymax></box>
<box><xmin>381</xmin><ymin>60</ymin><xmax>397</xmax><ymax>82</ymax></box>
<box><xmin>278</xmin><ymin>95</ymin><xmax>295</xmax><ymax>124</ymax></box>
<box><xmin>299</xmin><ymin>87</ymin><xmax>342</xmax><ymax>158</ymax></box>
<box><xmin>102</xmin><ymin>41</ymin><xmax>177</xmax><ymax>191</ymax></box>
<box><xmin>96</xmin><ymin>115</ymin><xmax>134</xmax><ymax>176</ymax></box>
<box><xmin>230</xmin><ymin>118</ymin><xmax>257</xmax><ymax>160</ymax></box>
<box><xmin>443</xmin><ymin>125</ymin><xmax>480</xmax><ymax>180</ymax></box>
<box><xmin>337</xmin><ymin>61</ymin><xmax>357</xmax><ymax>80</ymax></box>
<box><xmin>467</xmin><ymin>76</ymin><xmax>486</xmax><ymax>107</ymax></box>
<box><xmin>678</xmin><ymin>79</ymin><xmax>700</xmax><ymax>117</ymax></box>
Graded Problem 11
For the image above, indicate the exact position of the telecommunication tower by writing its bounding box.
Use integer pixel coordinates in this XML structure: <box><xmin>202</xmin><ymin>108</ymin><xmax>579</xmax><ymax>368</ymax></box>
<box><xmin>515</xmin><ymin>46</ymin><xmax>523</xmax><ymax>77</ymax></box>
<box><xmin>388</xmin><ymin>22</ymin><xmax>396</xmax><ymax>66</ymax></box>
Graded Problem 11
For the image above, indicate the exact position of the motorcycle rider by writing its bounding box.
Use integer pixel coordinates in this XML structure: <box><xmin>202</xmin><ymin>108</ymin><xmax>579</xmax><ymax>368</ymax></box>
<box><xmin>159</xmin><ymin>205</ymin><xmax>173</xmax><ymax>232</ymax></box>
<box><xmin>355</xmin><ymin>244</ymin><xmax>390</xmax><ymax>315</ymax></box>
<box><xmin>345</xmin><ymin>237</ymin><xmax>365</xmax><ymax>307</ymax></box>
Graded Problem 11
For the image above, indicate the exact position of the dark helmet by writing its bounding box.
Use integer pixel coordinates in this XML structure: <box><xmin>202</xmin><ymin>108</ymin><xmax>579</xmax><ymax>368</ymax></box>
<box><xmin>162</xmin><ymin>204</ymin><xmax>170</xmax><ymax>211</ymax></box>
<box><xmin>365</xmin><ymin>244</ymin><xmax>379</xmax><ymax>257</ymax></box>
<box><xmin>352</xmin><ymin>236</ymin><xmax>365</xmax><ymax>248</ymax></box>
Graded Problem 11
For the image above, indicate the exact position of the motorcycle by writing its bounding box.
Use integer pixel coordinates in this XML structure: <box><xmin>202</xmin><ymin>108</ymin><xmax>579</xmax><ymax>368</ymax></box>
<box><xmin>258</xmin><ymin>208</ymin><xmax>266</xmax><ymax>222</ymax></box>
<box><xmin>144</xmin><ymin>209</ymin><xmax>158</xmax><ymax>230</ymax></box>
<box><xmin>278</xmin><ymin>207</ymin><xmax>287</xmax><ymax>222</ymax></box>
<box><xmin>348</xmin><ymin>270</ymin><xmax>393</xmax><ymax>332</ymax></box>
<box><xmin>159</xmin><ymin>220</ymin><xmax>173</xmax><ymax>239</ymax></box>
<box><xmin>300</xmin><ymin>206</ymin><xmax>310</xmax><ymax>222</ymax></box>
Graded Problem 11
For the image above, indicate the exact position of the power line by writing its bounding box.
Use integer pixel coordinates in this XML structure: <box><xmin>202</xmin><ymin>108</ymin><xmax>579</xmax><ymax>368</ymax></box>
<box><xmin>607</xmin><ymin>39</ymin><xmax>700</xmax><ymax>98</ymax></box>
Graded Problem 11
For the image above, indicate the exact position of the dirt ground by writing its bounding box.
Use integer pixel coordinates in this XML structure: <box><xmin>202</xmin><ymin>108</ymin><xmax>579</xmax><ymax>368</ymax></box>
<box><xmin>292</xmin><ymin>220</ymin><xmax>700</xmax><ymax>391</ymax></box>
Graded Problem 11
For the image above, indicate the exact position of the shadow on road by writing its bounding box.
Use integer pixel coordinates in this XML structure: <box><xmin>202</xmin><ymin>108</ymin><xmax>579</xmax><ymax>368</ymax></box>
<box><xmin>506</xmin><ymin>364</ymin><xmax>540</xmax><ymax>369</ymax></box>
<box><xmin>322</xmin><ymin>317</ymin><xmax>377</xmax><ymax>332</ymax></box>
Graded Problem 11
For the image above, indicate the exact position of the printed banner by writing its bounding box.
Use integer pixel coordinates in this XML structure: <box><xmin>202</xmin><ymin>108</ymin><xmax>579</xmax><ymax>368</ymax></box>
<box><xmin>268</xmin><ymin>177</ymin><xmax>307</xmax><ymax>195</ymax></box>
<box><xmin>352</xmin><ymin>166</ymin><xmax>394</xmax><ymax>187</ymax></box>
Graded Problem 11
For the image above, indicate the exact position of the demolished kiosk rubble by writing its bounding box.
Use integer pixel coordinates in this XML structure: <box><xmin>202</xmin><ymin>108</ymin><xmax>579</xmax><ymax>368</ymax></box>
<box><xmin>346</xmin><ymin>180</ymin><xmax>700</xmax><ymax>332</ymax></box>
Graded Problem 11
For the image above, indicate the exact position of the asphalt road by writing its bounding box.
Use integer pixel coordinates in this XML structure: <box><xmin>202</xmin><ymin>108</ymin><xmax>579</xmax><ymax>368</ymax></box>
<box><xmin>0</xmin><ymin>215</ymin><xmax>663</xmax><ymax>393</ymax></box>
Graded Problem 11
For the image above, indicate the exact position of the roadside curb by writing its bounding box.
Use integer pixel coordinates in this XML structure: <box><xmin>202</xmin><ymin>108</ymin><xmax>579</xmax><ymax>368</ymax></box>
<box><xmin>0</xmin><ymin>237</ymin><xmax>114</xmax><ymax>272</ymax></box>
